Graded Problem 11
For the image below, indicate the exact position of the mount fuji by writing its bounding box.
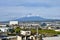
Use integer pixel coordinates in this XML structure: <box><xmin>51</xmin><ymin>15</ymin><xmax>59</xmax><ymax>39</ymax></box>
<box><xmin>15</xmin><ymin>16</ymin><xmax>48</xmax><ymax>22</ymax></box>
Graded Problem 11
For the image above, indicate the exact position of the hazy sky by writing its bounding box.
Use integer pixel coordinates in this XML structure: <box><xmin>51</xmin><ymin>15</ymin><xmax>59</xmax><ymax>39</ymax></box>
<box><xmin>0</xmin><ymin>0</ymin><xmax>60</xmax><ymax>21</ymax></box>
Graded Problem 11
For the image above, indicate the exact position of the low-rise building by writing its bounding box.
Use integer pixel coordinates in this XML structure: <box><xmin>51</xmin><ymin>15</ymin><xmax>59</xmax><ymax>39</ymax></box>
<box><xmin>0</xmin><ymin>27</ymin><xmax>9</xmax><ymax>32</ymax></box>
<box><xmin>20</xmin><ymin>30</ymin><xmax>31</xmax><ymax>36</ymax></box>
<box><xmin>9</xmin><ymin>21</ymin><xmax>18</xmax><ymax>25</ymax></box>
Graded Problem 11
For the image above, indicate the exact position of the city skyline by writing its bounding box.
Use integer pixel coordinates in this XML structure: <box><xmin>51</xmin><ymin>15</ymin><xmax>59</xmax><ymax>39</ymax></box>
<box><xmin>0</xmin><ymin>0</ymin><xmax>60</xmax><ymax>21</ymax></box>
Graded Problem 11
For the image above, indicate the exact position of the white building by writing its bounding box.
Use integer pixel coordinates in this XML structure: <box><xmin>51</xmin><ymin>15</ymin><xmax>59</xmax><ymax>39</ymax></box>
<box><xmin>0</xmin><ymin>27</ymin><xmax>9</xmax><ymax>32</ymax></box>
<box><xmin>55</xmin><ymin>29</ymin><xmax>60</xmax><ymax>32</ymax></box>
<box><xmin>0</xmin><ymin>25</ymin><xmax>6</xmax><ymax>27</ymax></box>
<box><xmin>20</xmin><ymin>30</ymin><xmax>31</xmax><ymax>36</ymax></box>
<box><xmin>43</xmin><ymin>36</ymin><xmax>60</xmax><ymax>40</ymax></box>
<box><xmin>9</xmin><ymin>21</ymin><xmax>18</xmax><ymax>25</ymax></box>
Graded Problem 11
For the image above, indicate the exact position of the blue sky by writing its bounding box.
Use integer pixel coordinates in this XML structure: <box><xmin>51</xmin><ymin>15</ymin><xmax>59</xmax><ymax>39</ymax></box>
<box><xmin>0</xmin><ymin>0</ymin><xmax>60</xmax><ymax>21</ymax></box>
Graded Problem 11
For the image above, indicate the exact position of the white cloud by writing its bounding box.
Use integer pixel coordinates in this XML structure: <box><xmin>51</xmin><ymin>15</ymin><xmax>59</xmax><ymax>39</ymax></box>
<box><xmin>0</xmin><ymin>0</ymin><xmax>60</xmax><ymax>21</ymax></box>
<box><xmin>0</xmin><ymin>6</ymin><xmax>60</xmax><ymax>20</ymax></box>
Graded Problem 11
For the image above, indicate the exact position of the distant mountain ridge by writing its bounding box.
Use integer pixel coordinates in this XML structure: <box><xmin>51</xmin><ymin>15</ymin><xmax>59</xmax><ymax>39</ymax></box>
<box><xmin>0</xmin><ymin>16</ymin><xmax>60</xmax><ymax>23</ymax></box>
<box><xmin>15</xmin><ymin>16</ymin><xmax>48</xmax><ymax>22</ymax></box>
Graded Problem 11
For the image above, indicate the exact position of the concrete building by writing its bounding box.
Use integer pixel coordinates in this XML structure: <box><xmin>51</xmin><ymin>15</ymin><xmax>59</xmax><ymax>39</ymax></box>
<box><xmin>17</xmin><ymin>36</ymin><xmax>22</xmax><ymax>40</ymax></box>
<box><xmin>55</xmin><ymin>29</ymin><xmax>60</xmax><ymax>32</ymax></box>
<box><xmin>43</xmin><ymin>36</ymin><xmax>60</xmax><ymax>40</ymax></box>
<box><xmin>0</xmin><ymin>27</ymin><xmax>9</xmax><ymax>32</ymax></box>
<box><xmin>0</xmin><ymin>25</ymin><xmax>6</xmax><ymax>27</ymax></box>
<box><xmin>9</xmin><ymin>21</ymin><xmax>18</xmax><ymax>25</ymax></box>
<box><xmin>0</xmin><ymin>36</ymin><xmax>17</xmax><ymax>40</ymax></box>
<box><xmin>20</xmin><ymin>30</ymin><xmax>31</xmax><ymax>36</ymax></box>
<box><xmin>19</xmin><ymin>23</ymin><xmax>40</xmax><ymax>29</ymax></box>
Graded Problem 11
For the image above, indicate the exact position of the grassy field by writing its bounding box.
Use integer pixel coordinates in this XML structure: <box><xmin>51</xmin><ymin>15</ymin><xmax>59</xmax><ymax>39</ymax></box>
<box><xmin>8</xmin><ymin>27</ymin><xmax>60</xmax><ymax>37</ymax></box>
<box><xmin>31</xmin><ymin>29</ymin><xmax>60</xmax><ymax>37</ymax></box>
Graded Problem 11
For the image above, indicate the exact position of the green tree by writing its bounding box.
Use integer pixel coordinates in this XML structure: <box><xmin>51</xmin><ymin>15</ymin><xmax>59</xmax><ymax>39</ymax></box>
<box><xmin>0</xmin><ymin>29</ymin><xmax>1</xmax><ymax>31</ymax></box>
<box><xmin>8</xmin><ymin>29</ymin><xmax>15</xmax><ymax>33</ymax></box>
<box><xmin>15</xmin><ymin>27</ymin><xmax>21</xmax><ymax>34</ymax></box>
<box><xmin>6</xmin><ymin>25</ymin><xmax>9</xmax><ymax>27</ymax></box>
<box><xmin>41</xmin><ymin>23</ymin><xmax>46</xmax><ymax>26</ymax></box>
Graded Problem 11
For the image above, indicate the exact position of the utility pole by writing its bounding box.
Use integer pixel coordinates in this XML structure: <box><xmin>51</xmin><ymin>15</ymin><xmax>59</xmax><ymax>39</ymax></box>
<box><xmin>37</xmin><ymin>26</ymin><xmax>38</xmax><ymax>40</ymax></box>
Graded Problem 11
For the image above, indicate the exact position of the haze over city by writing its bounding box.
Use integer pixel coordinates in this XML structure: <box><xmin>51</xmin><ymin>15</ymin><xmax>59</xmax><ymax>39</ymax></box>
<box><xmin>0</xmin><ymin>0</ymin><xmax>60</xmax><ymax>21</ymax></box>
